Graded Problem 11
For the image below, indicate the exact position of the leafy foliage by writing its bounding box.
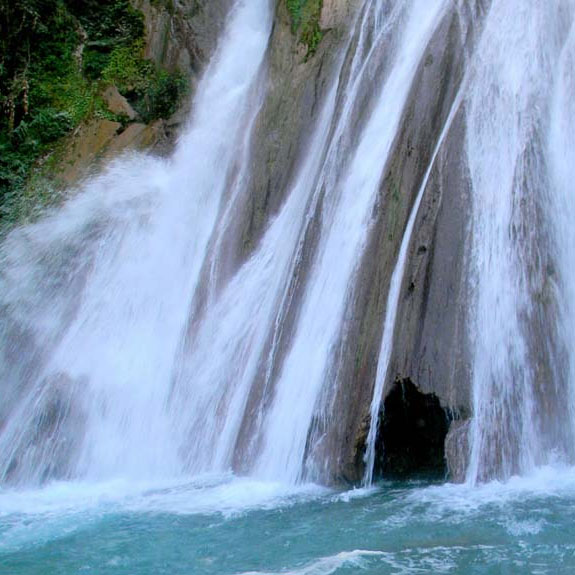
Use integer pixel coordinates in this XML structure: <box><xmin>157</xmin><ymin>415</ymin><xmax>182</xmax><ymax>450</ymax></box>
<box><xmin>102</xmin><ymin>41</ymin><xmax>154</xmax><ymax>93</ymax></box>
<box><xmin>100</xmin><ymin>40</ymin><xmax>187</xmax><ymax>122</ymax></box>
<box><xmin>286</xmin><ymin>0</ymin><xmax>305</xmax><ymax>30</ymax></box>
<box><xmin>0</xmin><ymin>0</ymin><xmax>187</xmax><ymax>225</ymax></box>
<box><xmin>285</xmin><ymin>0</ymin><xmax>324</xmax><ymax>57</ymax></box>
<box><xmin>137</xmin><ymin>70</ymin><xmax>188</xmax><ymax>123</ymax></box>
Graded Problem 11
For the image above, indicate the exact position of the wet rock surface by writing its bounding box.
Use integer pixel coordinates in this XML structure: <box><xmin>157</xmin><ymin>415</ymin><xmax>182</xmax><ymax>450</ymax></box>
<box><xmin>304</xmin><ymin>5</ymin><xmax>478</xmax><ymax>484</ymax></box>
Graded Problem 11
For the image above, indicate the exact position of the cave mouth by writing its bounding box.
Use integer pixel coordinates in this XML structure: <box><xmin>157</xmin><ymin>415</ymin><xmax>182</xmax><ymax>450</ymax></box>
<box><xmin>374</xmin><ymin>378</ymin><xmax>452</xmax><ymax>480</ymax></box>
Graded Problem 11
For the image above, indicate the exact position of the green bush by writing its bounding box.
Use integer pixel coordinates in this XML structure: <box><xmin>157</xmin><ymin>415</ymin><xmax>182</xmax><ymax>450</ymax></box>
<box><xmin>99</xmin><ymin>39</ymin><xmax>188</xmax><ymax>123</ymax></box>
<box><xmin>137</xmin><ymin>70</ymin><xmax>188</xmax><ymax>123</ymax></box>
<box><xmin>30</xmin><ymin>110</ymin><xmax>74</xmax><ymax>143</ymax></box>
<box><xmin>102</xmin><ymin>41</ymin><xmax>153</xmax><ymax>93</ymax></box>
<box><xmin>0</xmin><ymin>0</ymin><xmax>189</xmax><ymax>225</ymax></box>
<box><xmin>83</xmin><ymin>48</ymin><xmax>113</xmax><ymax>80</ymax></box>
<box><xmin>0</xmin><ymin>0</ymin><xmax>155</xmax><ymax>224</ymax></box>
<box><xmin>285</xmin><ymin>0</ymin><xmax>323</xmax><ymax>56</ymax></box>
<box><xmin>65</xmin><ymin>0</ymin><xmax>144</xmax><ymax>45</ymax></box>
<box><xmin>0</xmin><ymin>138</ymin><xmax>36</xmax><ymax>222</ymax></box>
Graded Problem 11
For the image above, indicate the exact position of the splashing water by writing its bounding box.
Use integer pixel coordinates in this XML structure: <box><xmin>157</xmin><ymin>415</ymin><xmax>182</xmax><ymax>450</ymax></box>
<box><xmin>0</xmin><ymin>0</ymin><xmax>273</xmax><ymax>484</ymax></box>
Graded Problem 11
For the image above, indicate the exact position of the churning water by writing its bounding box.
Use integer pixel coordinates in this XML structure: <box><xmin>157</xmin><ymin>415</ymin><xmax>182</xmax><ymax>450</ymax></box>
<box><xmin>0</xmin><ymin>0</ymin><xmax>274</xmax><ymax>484</ymax></box>
<box><xmin>3</xmin><ymin>469</ymin><xmax>575</xmax><ymax>574</ymax></box>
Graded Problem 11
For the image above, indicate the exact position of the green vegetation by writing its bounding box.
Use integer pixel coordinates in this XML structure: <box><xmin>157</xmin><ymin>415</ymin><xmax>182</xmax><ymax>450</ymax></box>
<box><xmin>285</xmin><ymin>0</ymin><xmax>324</xmax><ymax>57</ymax></box>
<box><xmin>102</xmin><ymin>41</ymin><xmax>187</xmax><ymax>123</ymax></box>
<box><xmin>286</xmin><ymin>0</ymin><xmax>305</xmax><ymax>28</ymax></box>
<box><xmin>0</xmin><ymin>0</ymin><xmax>187</xmax><ymax>225</ymax></box>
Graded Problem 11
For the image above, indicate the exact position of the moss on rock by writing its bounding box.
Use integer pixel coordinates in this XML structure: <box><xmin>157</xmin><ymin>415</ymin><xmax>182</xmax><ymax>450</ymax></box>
<box><xmin>286</xmin><ymin>0</ymin><xmax>324</xmax><ymax>57</ymax></box>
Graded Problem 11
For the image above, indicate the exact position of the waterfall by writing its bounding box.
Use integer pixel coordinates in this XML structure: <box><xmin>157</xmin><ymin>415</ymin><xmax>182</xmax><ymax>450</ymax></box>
<box><xmin>0</xmin><ymin>0</ymin><xmax>451</xmax><ymax>487</ymax></box>
<box><xmin>359</xmin><ymin>0</ymin><xmax>575</xmax><ymax>486</ymax></box>
<box><xmin>549</xmin><ymin>12</ymin><xmax>575</xmax><ymax>459</ymax></box>
<box><xmin>168</xmin><ymin>0</ymin><xmax>450</xmax><ymax>483</ymax></box>
<box><xmin>466</xmin><ymin>0</ymin><xmax>575</xmax><ymax>483</ymax></box>
<box><xmin>2</xmin><ymin>0</ymin><xmax>575</xmax><ymax>490</ymax></box>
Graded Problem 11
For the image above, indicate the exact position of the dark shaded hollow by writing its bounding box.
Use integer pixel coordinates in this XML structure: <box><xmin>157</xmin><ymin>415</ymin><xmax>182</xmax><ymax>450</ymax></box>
<box><xmin>374</xmin><ymin>378</ymin><xmax>451</xmax><ymax>479</ymax></box>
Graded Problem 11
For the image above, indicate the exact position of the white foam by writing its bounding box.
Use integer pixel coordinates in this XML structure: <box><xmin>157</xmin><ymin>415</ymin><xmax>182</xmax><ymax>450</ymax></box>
<box><xmin>404</xmin><ymin>465</ymin><xmax>575</xmax><ymax>517</ymax></box>
<box><xmin>238</xmin><ymin>550</ymin><xmax>385</xmax><ymax>575</ymax></box>
<box><xmin>122</xmin><ymin>477</ymin><xmax>328</xmax><ymax>518</ymax></box>
<box><xmin>0</xmin><ymin>475</ymin><xmax>328</xmax><ymax>553</ymax></box>
<box><xmin>330</xmin><ymin>486</ymin><xmax>379</xmax><ymax>503</ymax></box>
<box><xmin>505</xmin><ymin>519</ymin><xmax>545</xmax><ymax>536</ymax></box>
<box><xmin>0</xmin><ymin>475</ymin><xmax>327</xmax><ymax>519</ymax></box>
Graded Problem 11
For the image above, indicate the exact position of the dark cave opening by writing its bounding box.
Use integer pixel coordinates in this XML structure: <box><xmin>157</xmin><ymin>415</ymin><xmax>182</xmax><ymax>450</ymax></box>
<box><xmin>374</xmin><ymin>378</ymin><xmax>451</xmax><ymax>479</ymax></box>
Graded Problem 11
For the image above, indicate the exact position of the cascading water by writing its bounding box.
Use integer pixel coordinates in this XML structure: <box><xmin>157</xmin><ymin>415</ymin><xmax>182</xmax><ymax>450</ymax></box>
<box><xmin>358</xmin><ymin>0</ymin><xmax>575</xmax><ymax>487</ymax></box>
<box><xmin>549</xmin><ymin>8</ymin><xmax>575</xmax><ymax>454</ymax></box>
<box><xmin>0</xmin><ymin>0</ymin><xmax>273</xmax><ymax>484</ymax></box>
<box><xmin>254</xmin><ymin>0</ymin><xmax>449</xmax><ymax>482</ymax></box>
<box><xmin>466</xmin><ymin>0</ymin><xmax>575</xmax><ymax>484</ymax></box>
<box><xmin>0</xmin><ymin>0</ymin><xmax>452</xmax><ymax>488</ymax></box>
<box><xmin>168</xmin><ymin>0</ymin><xmax>451</xmax><ymax>483</ymax></box>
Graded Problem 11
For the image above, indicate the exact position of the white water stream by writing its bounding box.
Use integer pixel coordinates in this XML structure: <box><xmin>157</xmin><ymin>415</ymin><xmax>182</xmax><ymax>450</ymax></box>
<box><xmin>360</xmin><ymin>0</ymin><xmax>575</xmax><ymax>486</ymax></box>
<box><xmin>466</xmin><ymin>0</ymin><xmax>575</xmax><ymax>483</ymax></box>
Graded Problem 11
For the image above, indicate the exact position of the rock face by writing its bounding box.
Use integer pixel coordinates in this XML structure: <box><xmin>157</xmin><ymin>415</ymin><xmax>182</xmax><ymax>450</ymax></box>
<box><xmin>202</xmin><ymin>0</ymin><xmax>482</xmax><ymax>483</ymax></box>
<box><xmin>55</xmin><ymin>117</ymin><xmax>169</xmax><ymax>187</ymax></box>
<box><xmin>102</xmin><ymin>86</ymin><xmax>137</xmax><ymax>120</ymax></box>
<box><xmin>445</xmin><ymin>419</ymin><xmax>471</xmax><ymax>483</ymax></box>
<box><xmin>320</xmin><ymin>0</ymin><xmax>348</xmax><ymax>29</ymax></box>
<box><xmin>104</xmin><ymin>121</ymin><xmax>166</xmax><ymax>157</ymax></box>
<box><xmin>59</xmin><ymin>119</ymin><xmax>122</xmax><ymax>186</ymax></box>
<box><xmin>244</xmin><ymin>3</ymin><xmax>478</xmax><ymax>484</ymax></box>
<box><xmin>216</xmin><ymin>0</ymin><xmax>354</xmax><ymax>277</ymax></box>
<box><xmin>223</xmin><ymin>1</ymin><xmax>490</xmax><ymax>484</ymax></box>
<box><xmin>132</xmin><ymin>0</ymin><xmax>234</xmax><ymax>136</ymax></box>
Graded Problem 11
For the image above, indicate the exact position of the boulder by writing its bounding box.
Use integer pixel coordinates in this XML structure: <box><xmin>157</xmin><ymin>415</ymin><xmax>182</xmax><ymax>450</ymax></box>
<box><xmin>102</xmin><ymin>85</ymin><xmax>137</xmax><ymax>120</ymax></box>
<box><xmin>59</xmin><ymin>119</ymin><xmax>121</xmax><ymax>185</ymax></box>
